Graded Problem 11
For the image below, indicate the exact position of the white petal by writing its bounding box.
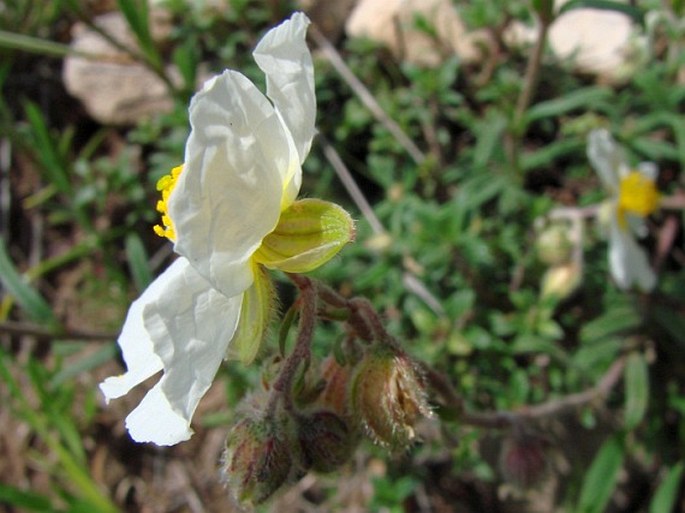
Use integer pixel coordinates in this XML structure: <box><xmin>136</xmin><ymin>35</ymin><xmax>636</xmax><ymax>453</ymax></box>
<box><xmin>99</xmin><ymin>261</ymin><xmax>186</xmax><ymax>401</ymax></box>
<box><xmin>253</xmin><ymin>12</ymin><xmax>315</xmax><ymax>167</ymax></box>
<box><xmin>120</xmin><ymin>258</ymin><xmax>241</xmax><ymax>445</ymax></box>
<box><xmin>637</xmin><ymin>161</ymin><xmax>658</xmax><ymax>181</ymax></box>
<box><xmin>169</xmin><ymin>70</ymin><xmax>296</xmax><ymax>298</ymax></box>
<box><xmin>587</xmin><ymin>129</ymin><xmax>624</xmax><ymax>194</ymax></box>
<box><xmin>608</xmin><ymin>216</ymin><xmax>656</xmax><ymax>292</ymax></box>
<box><xmin>626</xmin><ymin>213</ymin><xmax>648</xmax><ymax>239</ymax></box>
<box><xmin>126</xmin><ymin>385</ymin><xmax>192</xmax><ymax>445</ymax></box>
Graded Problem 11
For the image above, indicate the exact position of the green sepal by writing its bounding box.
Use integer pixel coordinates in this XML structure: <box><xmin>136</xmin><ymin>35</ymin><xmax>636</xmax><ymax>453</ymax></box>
<box><xmin>254</xmin><ymin>199</ymin><xmax>355</xmax><ymax>273</ymax></box>
<box><xmin>227</xmin><ymin>264</ymin><xmax>275</xmax><ymax>365</ymax></box>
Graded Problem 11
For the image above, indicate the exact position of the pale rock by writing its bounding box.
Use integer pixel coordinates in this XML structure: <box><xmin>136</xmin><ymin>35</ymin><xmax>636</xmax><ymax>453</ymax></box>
<box><xmin>63</xmin><ymin>11</ymin><xmax>175</xmax><ymax>126</ymax></box>
<box><xmin>297</xmin><ymin>0</ymin><xmax>358</xmax><ymax>41</ymax></box>
<box><xmin>346</xmin><ymin>0</ymin><xmax>486</xmax><ymax>67</ymax></box>
<box><xmin>505</xmin><ymin>2</ymin><xmax>639</xmax><ymax>83</ymax></box>
<box><xmin>549</xmin><ymin>9</ymin><xmax>635</xmax><ymax>79</ymax></box>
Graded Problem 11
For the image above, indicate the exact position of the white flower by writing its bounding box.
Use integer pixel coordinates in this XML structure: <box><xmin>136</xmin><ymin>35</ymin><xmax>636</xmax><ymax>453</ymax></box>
<box><xmin>587</xmin><ymin>129</ymin><xmax>660</xmax><ymax>291</ymax></box>
<box><xmin>100</xmin><ymin>12</ymin><xmax>317</xmax><ymax>446</ymax></box>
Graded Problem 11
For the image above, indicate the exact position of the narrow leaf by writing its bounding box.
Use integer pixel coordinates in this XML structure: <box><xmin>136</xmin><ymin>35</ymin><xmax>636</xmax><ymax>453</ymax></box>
<box><xmin>576</xmin><ymin>436</ymin><xmax>625</xmax><ymax>513</ymax></box>
<box><xmin>125</xmin><ymin>233</ymin><xmax>152</xmax><ymax>291</ymax></box>
<box><xmin>23</xmin><ymin>101</ymin><xmax>71</xmax><ymax>195</ymax></box>
<box><xmin>649</xmin><ymin>462</ymin><xmax>685</xmax><ymax>513</ymax></box>
<box><xmin>580</xmin><ymin>303</ymin><xmax>641</xmax><ymax>344</ymax></box>
<box><xmin>0</xmin><ymin>484</ymin><xmax>52</xmax><ymax>511</ymax></box>
<box><xmin>0</xmin><ymin>237</ymin><xmax>58</xmax><ymax>327</ymax></box>
<box><xmin>624</xmin><ymin>352</ymin><xmax>649</xmax><ymax>430</ymax></box>
<box><xmin>51</xmin><ymin>342</ymin><xmax>118</xmax><ymax>387</ymax></box>
<box><xmin>0</xmin><ymin>29</ymin><xmax>72</xmax><ymax>57</ymax></box>
<box><xmin>525</xmin><ymin>87</ymin><xmax>612</xmax><ymax>123</ymax></box>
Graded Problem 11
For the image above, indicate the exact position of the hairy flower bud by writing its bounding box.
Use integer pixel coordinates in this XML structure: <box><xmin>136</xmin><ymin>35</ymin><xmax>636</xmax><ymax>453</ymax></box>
<box><xmin>296</xmin><ymin>409</ymin><xmax>358</xmax><ymax>473</ymax></box>
<box><xmin>499</xmin><ymin>431</ymin><xmax>549</xmax><ymax>489</ymax></box>
<box><xmin>349</xmin><ymin>344</ymin><xmax>432</xmax><ymax>449</ymax></box>
<box><xmin>222</xmin><ymin>416</ymin><xmax>293</xmax><ymax>506</ymax></box>
<box><xmin>317</xmin><ymin>356</ymin><xmax>354</xmax><ymax>418</ymax></box>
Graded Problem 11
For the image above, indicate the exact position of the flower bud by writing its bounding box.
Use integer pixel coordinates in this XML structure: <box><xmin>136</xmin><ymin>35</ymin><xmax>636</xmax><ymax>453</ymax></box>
<box><xmin>222</xmin><ymin>416</ymin><xmax>293</xmax><ymax>506</ymax></box>
<box><xmin>317</xmin><ymin>356</ymin><xmax>354</xmax><ymax>418</ymax></box>
<box><xmin>499</xmin><ymin>432</ymin><xmax>549</xmax><ymax>489</ymax></box>
<box><xmin>349</xmin><ymin>344</ymin><xmax>432</xmax><ymax>449</ymax></box>
<box><xmin>540</xmin><ymin>262</ymin><xmax>582</xmax><ymax>302</ymax></box>
<box><xmin>296</xmin><ymin>409</ymin><xmax>358</xmax><ymax>473</ymax></box>
<box><xmin>536</xmin><ymin>223</ymin><xmax>572</xmax><ymax>265</ymax></box>
<box><xmin>254</xmin><ymin>198</ymin><xmax>355</xmax><ymax>273</ymax></box>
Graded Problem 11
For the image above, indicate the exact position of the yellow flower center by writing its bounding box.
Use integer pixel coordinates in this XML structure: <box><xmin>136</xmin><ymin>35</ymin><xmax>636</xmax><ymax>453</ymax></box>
<box><xmin>153</xmin><ymin>165</ymin><xmax>183</xmax><ymax>241</ymax></box>
<box><xmin>617</xmin><ymin>170</ymin><xmax>660</xmax><ymax>227</ymax></box>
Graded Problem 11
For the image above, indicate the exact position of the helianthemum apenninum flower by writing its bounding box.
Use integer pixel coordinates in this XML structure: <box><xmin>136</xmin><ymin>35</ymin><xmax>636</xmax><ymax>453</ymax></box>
<box><xmin>100</xmin><ymin>12</ymin><xmax>354</xmax><ymax>446</ymax></box>
<box><xmin>587</xmin><ymin>129</ymin><xmax>660</xmax><ymax>291</ymax></box>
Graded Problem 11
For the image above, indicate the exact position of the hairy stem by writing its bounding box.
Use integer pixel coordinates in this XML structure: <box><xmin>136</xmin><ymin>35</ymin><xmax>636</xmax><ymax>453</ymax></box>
<box><xmin>269</xmin><ymin>274</ymin><xmax>317</xmax><ymax>412</ymax></box>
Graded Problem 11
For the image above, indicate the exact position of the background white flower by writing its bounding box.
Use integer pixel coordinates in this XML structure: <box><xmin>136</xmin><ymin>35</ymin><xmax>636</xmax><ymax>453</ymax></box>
<box><xmin>100</xmin><ymin>12</ymin><xmax>315</xmax><ymax>446</ymax></box>
<box><xmin>587</xmin><ymin>129</ymin><xmax>659</xmax><ymax>292</ymax></box>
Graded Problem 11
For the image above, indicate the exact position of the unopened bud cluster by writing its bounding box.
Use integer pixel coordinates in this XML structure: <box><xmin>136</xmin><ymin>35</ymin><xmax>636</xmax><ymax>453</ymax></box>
<box><xmin>221</xmin><ymin>343</ymin><xmax>432</xmax><ymax>506</ymax></box>
<box><xmin>536</xmin><ymin>222</ymin><xmax>582</xmax><ymax>301</ymax></box>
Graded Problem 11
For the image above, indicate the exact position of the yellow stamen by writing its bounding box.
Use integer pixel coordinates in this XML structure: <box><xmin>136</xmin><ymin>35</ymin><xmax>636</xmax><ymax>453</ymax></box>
<box><xmin>617</xmin><ymin>170</ymin><xmax>660</xmax><ymax>228</ymax></box>
<box><xmin>153</xmin><ymin>165</ymin><xmax>183</xmax><ymax>241</ymax></box>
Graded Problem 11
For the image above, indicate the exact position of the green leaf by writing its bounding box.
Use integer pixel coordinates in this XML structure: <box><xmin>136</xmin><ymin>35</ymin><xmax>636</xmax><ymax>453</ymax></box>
<box><xmin>125</xmin><ymin>233</ymin><xmax>153</xmax><ymax>292</ymax></box>
<box><xmin>521</xmin><ymin>138</ymin><xmax>585</xmax><ymax>171</ymax></box>
<box><xmin>116</xmin><ymin>0</ymin><xmax>161</xmax><ymax>68</ymax></box>
<box><xmin>0</xmin><ymin>237</ymin><xmax>58</xmax><ymax>327</ymax></box>
<box><xmin>50</xmin><ymin>342</ymin><xmax>118</xmax><ymax>387</ymax></box>
<box><xmin>649</xmin><ymin>462</ymin><xmax>685</xmax><ymax>513</ymax></box>
<box><xmin>525</xmin><ymin>87</ymin><xmax>612</xmax><ymax>124</ymax></box>
<box><xmin>624</xmin><ymin>352</ymin><xmax>649</xmax><ymax>430</ymax></box>
<box><xmin>472</xmin><ymin>110</ymin><xmax>507</xmax><ymax>168</ymax></box>
<box><xmin>0</xmin><ymin>484</ymin><xmax>53</xmax><ymax>511</ymax></box>
<box><xmin>0</xmin><ymin>29</ymin><xmax>72</xmax><ymax>57</ymax></box>
<box><xmin>572</xmin><ymin>338</ymin><xmax>622</xmax><ymax>373</ymax></box>
<box><xmin>172</xmin><ymin>40</ymin><xmax>198</xmax><ymax>94</ymax></box>
<box><xmin>23</xmin><ymin>101</ymin><xmax>71</xmax><ymax>196</ymax></box>
<box><xmin>580</xmin><ymin>303</ymin><xmax>641</xmax><ymax>344</ymax></box>
<box><xmin>576</xmin><ymin>436</ymin><xmax>625</xmax><ymax>513</ymax></box>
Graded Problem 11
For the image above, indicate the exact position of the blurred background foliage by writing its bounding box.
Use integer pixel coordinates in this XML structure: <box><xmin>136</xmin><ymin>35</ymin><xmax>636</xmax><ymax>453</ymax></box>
<box><xmin>0</xmin><ymin>0</ymin><xmax>684</xmax><ymax>511</ymax></box>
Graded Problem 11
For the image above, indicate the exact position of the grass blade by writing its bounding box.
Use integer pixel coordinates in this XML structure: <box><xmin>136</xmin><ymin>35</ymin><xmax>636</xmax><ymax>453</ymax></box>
<box><xmin>0</xmin><ymin>237</ymin><xmax>58</xmax><ymax>327</ymax></box>
<box><xmin>125</xmin><ymin>233</ymin><xmax>153</xmax><ymax>291</ymax></box>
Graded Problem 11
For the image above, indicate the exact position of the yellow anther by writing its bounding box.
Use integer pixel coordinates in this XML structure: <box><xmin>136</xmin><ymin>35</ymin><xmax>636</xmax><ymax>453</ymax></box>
<box><xmin>153</xmin><ymin>165</ymin><xmax>184</xmax><ymax>241</ymax></box>
<box><xmin>618</xmin><ymin>171</ymin><xmax>660</xmax><ymax>217</ymax></box>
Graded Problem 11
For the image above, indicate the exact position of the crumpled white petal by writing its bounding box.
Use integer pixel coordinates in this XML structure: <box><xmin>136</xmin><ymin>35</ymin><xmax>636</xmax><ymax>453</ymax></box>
<box><xmin>169</xmin><ymin>70</ymin><xmax>297</xmax><ymax>298</ymax></box>
<box><xmin>99</xmin><ymin>261</ymin><xmax>184</xmax><ymax>401</ymax></box>
<box><xmin>253</xmin><ymin>12</ymin><xmax>315</xmax><ymax>167</ymax></box>
<box><xmin>102</xmin><ymin>258</ymin><xmax>242</xmax><ymax>445</ymax></box>
<box><xmin>608</xmin><ymin>215</ymin><xmax>656</xmax><ymax>292</ymax></box>
<box><xmin>587</xmin><ymin>128</ymin><xmax>625</xmax><ymax>194</ymax></box>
